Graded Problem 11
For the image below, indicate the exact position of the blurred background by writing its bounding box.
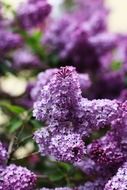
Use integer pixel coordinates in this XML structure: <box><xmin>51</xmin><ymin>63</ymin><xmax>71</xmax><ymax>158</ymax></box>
<box><xmin>2</xmin><ymin>0</ymin><xmax>127</xmax><ymax>33</ymax></box>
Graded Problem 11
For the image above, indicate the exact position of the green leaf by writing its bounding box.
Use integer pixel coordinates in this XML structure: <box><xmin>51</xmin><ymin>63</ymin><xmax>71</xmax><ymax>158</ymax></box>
<box><xmin>111</xmin><ymin>61</ymin><xmax>122</xmax><ymax>71</ymax></box>
<box><xmin>49</xmin><ymin>171</ymin><xmax>64</xmax><ymax>182</ymax></box>
<box><xmin>30</xmin><ymin>119</ymin><xmax>42</xmax><ymax>129</ymax></box>
<box><xmin>9</xmin><ymin>118</ymin><xmax>23</xmax><ymax>133</ymax></box>
<box><xmin>0</xmin><ymin>101</ymin><xmax>26</xmax><ymax>114</ymax></box>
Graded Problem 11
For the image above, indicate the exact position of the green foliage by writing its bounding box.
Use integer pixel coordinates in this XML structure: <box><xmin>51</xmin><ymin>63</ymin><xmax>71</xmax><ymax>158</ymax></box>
<box><xmin>111</xmin><ymin>61</ymin><xmax>122</xmax><ymax>71</ymax></box>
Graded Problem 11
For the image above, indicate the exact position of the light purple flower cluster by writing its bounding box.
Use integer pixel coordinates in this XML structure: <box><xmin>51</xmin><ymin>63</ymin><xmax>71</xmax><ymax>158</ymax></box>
<box><xmin>33</xmin><ymin>66</ymin><xmax>125</xmax><ymax>164</ymax></box>
<box><xmin>31</xmin><ymin>68</ymin><xmax>91</xmax><ymax>102</ymax></box>
<box><xmin>0</xmin><ymin>164</ymin><xmax>37</xmax><ymax>190</ymax></box>
<box><xmin>104</xmin><ymin>162</ymin><xmax>127</xmax><ymax>190</ymax></box>
<box><xmin>0</xmin><ymin>142</ymin><xmax>37</xmax><ymax>190</ymax></box>
<box><xmin>16</xmin><ymin>0</ymin><xmax>51</xmax><ymax>29</ymax></box>
<box><xmin>31</xmin><ymin>69</ymin><xmax>58</xmax><ymax>101</ymax></box>
<box><xmin>34</xmin><ymin>127</ymin><xmax>86</xmax><ymax>162</ymax></box>
<box><xmin>12</xmin><ymin>48</ymin><xmax>41</xmax><ymax>70</ymax></box>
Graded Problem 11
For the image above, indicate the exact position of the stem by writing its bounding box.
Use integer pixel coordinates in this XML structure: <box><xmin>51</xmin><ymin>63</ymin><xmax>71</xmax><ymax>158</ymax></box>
<box><xmin>18</xmin><ymin>134</ymin><xmax>33</xmax><ymax>146</ymax></box>
<box><xmin>7</xmin><ymin>135</ymin><xmax>16</xmax><ymax>164</ymax></box>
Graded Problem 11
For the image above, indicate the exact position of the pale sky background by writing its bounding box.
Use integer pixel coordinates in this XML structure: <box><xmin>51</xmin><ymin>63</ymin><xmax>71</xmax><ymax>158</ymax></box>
<box><xmin>2</xmin><ymin>0</ymin><xmax>127</xmax><ymax>33</ymax></box>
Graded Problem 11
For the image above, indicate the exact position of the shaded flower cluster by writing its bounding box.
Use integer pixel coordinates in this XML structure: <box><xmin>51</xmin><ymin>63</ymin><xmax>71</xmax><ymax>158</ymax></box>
<box><xmin>12</xmin><ymin>48</ymin><xmax>41</xmax><ymax>70</ymax></box>
<box><xmin>0</xmin><ymin>29</ymin><xmax>22</xmax><ymax>55</ymax></box>
<box><xmin>16</xmin><ymin>0</ymin><xmax>52</xmax><ymax>29</ymax></box>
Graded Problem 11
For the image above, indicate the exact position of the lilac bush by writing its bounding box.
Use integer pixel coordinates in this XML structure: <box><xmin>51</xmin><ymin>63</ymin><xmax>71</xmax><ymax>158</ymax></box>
<box><xmin>1</xmin><ymin>0</ymin><xmax>127</xmax><ymax>189</ymax></box>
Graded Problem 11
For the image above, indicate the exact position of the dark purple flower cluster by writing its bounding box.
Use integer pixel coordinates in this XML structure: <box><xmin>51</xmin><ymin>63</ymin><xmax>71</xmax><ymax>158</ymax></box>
<box><xmin>42</xmin><ymin>0</ymin><xmax>115</xmax><ymax>73</ymax></box>
<box><xmin>16</xmin><ymin>0</ymin><xmax>52</xmax><ymax>29</ymax></box>
<box><xmin>87</xmin><ymin>132</ymin><xmax>125</xmax><ymax>166</ymax></box>
<box><xmin>0</xmin><ymin>29</ymin><xmax>22</xmax><ymax>55</ymax></box>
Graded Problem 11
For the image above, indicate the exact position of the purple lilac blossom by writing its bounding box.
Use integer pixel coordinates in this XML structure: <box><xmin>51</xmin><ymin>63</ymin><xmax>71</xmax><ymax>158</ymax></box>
<box><xmin>104</xmin><ymin>162</ymin><xmax>127</xmax><ymax>190</ymax></box>
<box><xmin>74</xmin><ymin>158</ymin><xmax>115</xmax><ymax>178</ymax></box>
<box><xmin>87</xmin><ymin>132</ymin><xmax>125</xmax><ymax>166</ymax></box>
<box><xmin>74</xmin><ymin>0</ymin><xmax>107</xmax><ymax>21</ymax></box>
<box><xmin>33</xmin><ymin>67</ymin><xmax>125</xmax><ymax>164</ymax></box>
<box><xmin>12</xmin><ymin>48</ymin><xmax>41</xmax><ymax>70</ymax></box>
<box><xmin>33</xmin><ymin>66</ymin><xmax>82</xmax><ymax>123</ymax></box>
<box><xmin>31</xmin><ymin>69</ymin><xmax>58</xmax><ymax>101</ymax></box>
<box><xmin>89</xmin><ymin>33</ymin><xmax>117</xmax><ymax>55</ymax></box>
<box><xmin>43</xmin><ymin>18</ymin><xmax>117</xmax><ymax>72</ymax></box>
<box><xmin>31</xmin><ymin>68</ymin><xmax>91</xmax><ymax>101</ymax></box>
<box><xmin>43</xmin><ymin>18</ymin><xmax>100</xmax><ymax>72</ymax></box>
<box><xmin>34</xmin><ymin>127</ymin><xmax>86</xmax><ymax>163</ymax></box>
<box><xmin>16</xmin><ymin>0</ymin><xmax>51</xmax><ymax>29</ymax></box>
<box><xmin>78</xmin><ymin>178</ymin><xmax>107</xmax><ymax>190</ymax></box>
<box><xmin>33</xmin><ymin>67</ymin><xmax>123</xmax><ymax>136</ymax></box>
<box><xmin>94</xmin><ymin>69</ymin><xmax>125</xmax><ymax>99</ymax></box>
<box><xmin>119</xmin><ymin>89</ymin><xmax>127</xmax><ymax>102</ymax></box>
<box><xmin>0</xmin><ymin>30</ymin><xmax>22</xmax><ymax>55</ymax></box>
<box><xmin>0</xmin><ymin>164</ymin><xmax>37</xmax><ymax>190</ymax></box>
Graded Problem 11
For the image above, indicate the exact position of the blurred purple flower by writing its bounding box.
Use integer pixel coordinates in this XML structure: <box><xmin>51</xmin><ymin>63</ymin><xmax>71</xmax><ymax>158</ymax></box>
<box><xmin>16</xmin><ymin>0</ymin><xmax>51</xmax><ymax>29</ymax></box>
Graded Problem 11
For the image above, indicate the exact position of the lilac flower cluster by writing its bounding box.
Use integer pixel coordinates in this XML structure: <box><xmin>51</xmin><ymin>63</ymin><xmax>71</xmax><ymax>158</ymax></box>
<box><xmin>1</xmin><ymin>0</ymin><xmax>127</xmax><ymax>189</ymax></box>
<box><xmin>33</xmin><ymin>67</ymin><xmax>126</xmax><ymax>165</ymax></box>
<box><xmin>0</xmin><ymin>29</ymin><xmax>22</xmax><ymax>55</ymax></box>
<box><xmin>42</xmin><ymin>0</ymin><xmax>116</xmax><ymax>73</ymax></box>
<box><xmin>0</xmin><ymin>164</ymin><xmax>37</xmax><ymax>190</ymax></box>
<box><xmin>16</xmin><ymin>0</ymin><xmax>52</xmax><ymax>29</ymax></box>
<box><xmin>0</xmin><ymin>141</ymin><xmax>37</xmax><ymax>190</ymax></box>
<box><xmin>31</xmin><ymin>68</ymin><xmax>91</xmax><ymax>101</ymax></box>
<box><xmin>104</xmin><ymin>162</ymin><xmax>127</xmax><ymax>190</ymax></box>
<box><xmin>12</xmin><ymin>48</ymin><xmax>41</xmax><ymax>70</ymax></box>
<box><xmin>87</xmin><ymin>132</ymin><xmax>125</xmax><ymax>166</ymax></box>
<box><xmin>32</xmin><ymin>66</ymin><xmax>127</xmax><ymax>189</ymax></box>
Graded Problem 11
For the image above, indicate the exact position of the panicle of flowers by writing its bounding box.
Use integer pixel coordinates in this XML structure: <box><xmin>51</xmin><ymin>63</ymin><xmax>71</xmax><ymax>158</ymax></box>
<box><xmin>0</xmin><ymin>29</ymin><xmax>22</xmax><ymax>55</ymax></box>
<box><xmin>78</xmin><ymin>178</ymin><xmax>107</xmax><ymax>190</ymax></box>
<box><xmin>104</xmin><ymin>162</ymin><xmax>127</xmax><ymax>190</ymax></box>
<box><xmin>16</xmin><ymin>0</ymin><xmax>52</xmax><ymax>29</ymax></box>
<box><xmin>33</xmin><ymin>66</ymin><xmax>82</xmax><ymax>123</ymax></box>
<box><xmin>87</xmin><ymin>132</ymin><xmax>125</xmax><ymax>166</ymax></box>
<box><xmin>34</xmin><ymin>127</ymin><xmax>86</xmax><ymax>163</ymax></box>
<box><xmin>0</xmin><ymin>164</ymin><xmax>37</xmax><ymax>190</ymax></box>
<box><xmin>33</xmin><ymin>66</ymin><xmax>125</xmax><ymax>163</ymax></box>
<box><xmin>42</xmin><ymin>0</ymin><xmax>115</xmax><ymax>73</ymax></box>
<box><xmin>12</xmin><ymin>48</ymin><xmax>41</xmax><ymax>70</ymax></box>
<box><xmin>31</xmin><ymin>68</ymin><xmax>58</xmax><ymax>101</ymax></box>
<box><xmin>31</xmin><ymin>68</ymin><xmax>91</xmax><ymax>102</ymax></box>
